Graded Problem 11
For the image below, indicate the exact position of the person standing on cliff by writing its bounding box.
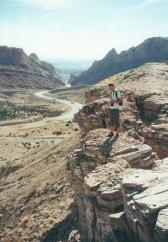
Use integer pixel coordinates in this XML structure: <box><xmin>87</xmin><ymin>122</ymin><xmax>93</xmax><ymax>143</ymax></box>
<box><xmin>108</xmin><ymin>83</ymin><xmax>122</xmax><ymax>137</ymax></box>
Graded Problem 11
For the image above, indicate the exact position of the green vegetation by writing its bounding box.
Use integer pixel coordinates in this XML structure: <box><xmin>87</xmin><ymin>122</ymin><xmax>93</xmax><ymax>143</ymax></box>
<box><xmin>0</xmin><ymin>101</ymin><xmax>61</xmax><ymax>120</ymax></box>
<box><xmin>0</xmin><ymin>101</ymin><xmax>16</xmax><ymax>120</ymax></box>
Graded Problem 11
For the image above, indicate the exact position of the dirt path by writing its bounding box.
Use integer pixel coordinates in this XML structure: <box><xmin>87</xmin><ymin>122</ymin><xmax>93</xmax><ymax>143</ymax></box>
<box><xmin>0</xmin><ymin>89</ymin><xmax>83</xmax><ymax>129</ymax></box>
<box><xmin>35</xmin><ymin>90</ymin><xmax>83</xmax><ymax>121</ymax></box>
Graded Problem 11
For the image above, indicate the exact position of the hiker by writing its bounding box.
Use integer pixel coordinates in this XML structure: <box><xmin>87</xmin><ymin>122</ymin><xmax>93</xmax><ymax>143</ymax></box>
<box><xmin>108</xmin><ymin>83</ymin><xmax>122</xmax><ymax>137</ymax></box>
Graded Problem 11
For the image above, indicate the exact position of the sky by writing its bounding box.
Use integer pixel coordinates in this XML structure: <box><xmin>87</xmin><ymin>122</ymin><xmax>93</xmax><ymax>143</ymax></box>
<box><xmin>0</xmin><ymin>0</ymin><xmax>167</xmax><ymax>60</ymax></box>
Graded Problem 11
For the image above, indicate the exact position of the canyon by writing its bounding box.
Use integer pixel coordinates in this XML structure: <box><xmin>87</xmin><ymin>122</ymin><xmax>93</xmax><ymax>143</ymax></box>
<box><xmin>0</xmin><ymin>62</ymin><xmax>168</xmax><ymax>242</ymax></box>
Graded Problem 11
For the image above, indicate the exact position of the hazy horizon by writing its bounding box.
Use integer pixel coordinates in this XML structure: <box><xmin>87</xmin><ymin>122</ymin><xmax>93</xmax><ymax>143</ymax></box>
<box><xmin>1</xmin><ymin>0</ymin><xmax>168</xmax><ymax>60</ymax></box>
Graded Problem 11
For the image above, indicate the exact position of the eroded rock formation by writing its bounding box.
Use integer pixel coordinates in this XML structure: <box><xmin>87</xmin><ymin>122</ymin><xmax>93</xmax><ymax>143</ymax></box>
<box><xmin>68</xmin><ymin>129</ymin><xmax>167</xmax><ymax>242</ymax></box>
<box><xmin>0</xmin><ymin>46</ymin><xmax>64</xmax><ymax>89</ymax></box>
<box><xmin>122</xmin><ymin>158</ymin><xmax>168</xmax><ymax>242</ymax></box>
<box><xmin>68</xmin><ymin>63</ymin><xmax>168</xmax><ymax>241</ymax></box>
<box><xmin>71</xmin><ymin>37</ymin><xmax>168</xmax><ymax>86</ymax></box>
<box><xmin>76</xmin><ymin>63</ymin><xmax>168</xmax><ymax>157</ymax></box>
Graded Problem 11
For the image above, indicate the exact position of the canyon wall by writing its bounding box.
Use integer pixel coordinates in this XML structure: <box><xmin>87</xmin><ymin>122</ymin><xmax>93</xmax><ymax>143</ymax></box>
<box><xmin>0</xmin><ymin>46</ymin><xmax>64</xmax><ymax>89</ymax></box>
<box><xmin>68</xmin><ymin>128</ymin><xmax>168</xmax><ymax>242</ymax></box>
<box><xmin>71</xmin><ymin>37</ymin><xmax>168</xmax><ymax>86</ymax></box>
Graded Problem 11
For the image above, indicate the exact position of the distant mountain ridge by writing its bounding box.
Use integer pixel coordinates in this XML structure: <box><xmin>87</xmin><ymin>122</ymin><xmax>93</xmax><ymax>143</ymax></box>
<box><xmin>0</xmin><ymin>46</ymin><xmax>64</xmax><ymax>89</ymax></box>
<box><xmin>70</xmin><ymin>37</ymin><xmax>168</xmax><ymax>86</ymax></box>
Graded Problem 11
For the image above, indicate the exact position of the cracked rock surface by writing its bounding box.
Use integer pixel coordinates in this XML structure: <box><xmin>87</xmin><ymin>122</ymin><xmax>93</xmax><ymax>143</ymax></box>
<box><xmin>69</xmin><ymin>63</ymin><xmax>168</xmax><ymax>242</ymax></box>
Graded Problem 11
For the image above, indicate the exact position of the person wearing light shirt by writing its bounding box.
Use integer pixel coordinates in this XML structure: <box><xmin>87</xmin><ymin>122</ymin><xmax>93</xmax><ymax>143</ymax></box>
<box><xmin>108</xmin><ymin>83</ymin><xmax>122</xmax><ymax>137</ymax></box>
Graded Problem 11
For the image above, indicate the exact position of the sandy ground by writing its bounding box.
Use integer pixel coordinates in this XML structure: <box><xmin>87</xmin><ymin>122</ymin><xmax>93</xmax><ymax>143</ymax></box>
<box><xmin>49</xmin><ymin>85</ymin><xmax>92</xmax><ymax>104</ymax></box>
<box><xmin>0</xmin><ymin>117</ymin><xmax>80</xmax><ymax>242</ymax></box>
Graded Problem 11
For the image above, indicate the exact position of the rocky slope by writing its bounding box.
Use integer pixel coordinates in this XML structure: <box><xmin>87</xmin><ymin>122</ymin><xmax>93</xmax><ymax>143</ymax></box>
<box><xmin>0</xmin><ymin>46</ymin><xmax>64</xmax><ymax>89</ymax></box>
<box><xmin>77</xmin><ymin>62</ymin><xmax>168</xmax><ymax>158</ymax></box>
<box><xmin>0</xmin><ymin>120</ymin><xmax>80</xmax><ymax>242</ymax></box>
<box><xmin>70</xmin><ymin>37</ymin><xmax>168</xmax><ymax>86</ymax></box>
<box><xmin>68</xmin><ymin>62</ymin><xmax>168</xmax><ymax>242</ymax></box>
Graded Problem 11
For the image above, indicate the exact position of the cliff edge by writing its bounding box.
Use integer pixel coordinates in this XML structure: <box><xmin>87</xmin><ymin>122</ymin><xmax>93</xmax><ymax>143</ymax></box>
<box><xmin>68</xmin><ymin>62</ymin><xmax>168</xmax><ymax>242</ymax></box>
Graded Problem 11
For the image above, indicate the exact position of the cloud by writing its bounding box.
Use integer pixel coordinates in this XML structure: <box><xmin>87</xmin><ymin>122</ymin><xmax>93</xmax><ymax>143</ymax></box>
<box><xmin>126</xmin><ymin>0</ymin><xmax>160</xmax><ymax>11</ymax></box>
<box><xmin>19</xmin><ymin>0</ymin><xmax>77</xmax><ymax>9</ymax></box>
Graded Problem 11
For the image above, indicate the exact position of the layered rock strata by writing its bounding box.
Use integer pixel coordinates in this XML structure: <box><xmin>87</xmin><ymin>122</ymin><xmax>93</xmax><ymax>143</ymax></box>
<box><xmin>76</xmin><ymin>63</ymin><xmax>168</xmax><ymax>157</ymax></box>
<box><xmin>69</xmin><ymin>64</ymin><xmax>168</xmax><ymax>241</ymax></box>
<box><xmin>139</xmin><ymin>123</ymin><xmax>168</xmax><ymax>158</ymax></box>
<box><xmin>0</xmin><ymin>46</ymin><xmax>64</xmax><ymax>89</ymax></box>
<box><xmin>122</xmin><ymin>157</ymin><xmax>168</xmax><ymax>242</ymax></box>
<box><xmin>76</xmin><ymin>92</ymin><xmax>138</xmax><ymax>135</ymax></box>
<box><xmin>68</xmin><ymin>129</ymin><xmax>161</xmax><ymax>242</ymax></box>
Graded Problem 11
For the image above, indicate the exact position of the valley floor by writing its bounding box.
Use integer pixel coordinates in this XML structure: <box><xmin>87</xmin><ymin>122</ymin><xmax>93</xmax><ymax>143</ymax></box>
<box><xmin>0</xmin><ymin>88</ymin><xmax>83</xmax><ymax>242</ymax></box>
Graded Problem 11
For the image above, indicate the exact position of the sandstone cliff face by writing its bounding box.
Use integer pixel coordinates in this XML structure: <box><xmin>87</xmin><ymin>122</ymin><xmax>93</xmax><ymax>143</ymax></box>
<box><xmin>68</xmin><ymin>62</ymin><xmax>168</xmax><ymax>242</ymax></box>
<box><xmin>71</xmin><ymin>37</ymin><xmax>168</xmax><ymax>85</ymax></box>
<box><xmin>0</xmin><ymin>46</ymin><xmax>64</xmax><ymax>89</ymax></box>
<box><xmin>68</xmin><ymin>129</ymin><xmax>167</xmax><ymax>242</ymax></box>
<box><xmin>122</xmin><ymin>158</ymin><xmax>168</xmax><ymax>242</ymax></box>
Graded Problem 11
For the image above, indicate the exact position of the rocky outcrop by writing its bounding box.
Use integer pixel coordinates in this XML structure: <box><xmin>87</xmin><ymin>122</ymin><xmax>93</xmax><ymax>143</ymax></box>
<box><xmin>0</xmin><ymin>46</ymin><xmax>64</xmax><ymax>89</ymax></box>
<box><xmin>68</xmin><ymin>62</ymin><xmax>168</xmax><ymax>242</ymax></box>
<box><xmin>76</xmin><ymin>90</ymin><xmax>139</xmax><ymax>135</ymax></box>
<box><xmin>76</xmin><ymin>63</ymin><xmax>168</xmax><ymax>157</ymax></box>
<box><xmin>122</xmin><ymin>157</ymin><xmax>168</xmax><ymax>242</ymax></box>
<box><xmin>135</xmin><ymin>93</ymin><xmax>168</xmax><ymax>122</ymax></box>
<box><xmin>68</xmin><ymin>130</ymin><xmax>167</xmax><ymax>242</ymax></box>
<box><xmin>71</xmin><ymin>37</ymin><xmax>168</xmax><ymax>85</ymax></box>
<box><xmin>68</xmin><ymin>129</ymin><xmax>161</xmax><ymax>242</ymax></box>
<box><xmin>139</xmin><ymin>124</ymin><xmax>168</xmax><ymax>158</ymax></box>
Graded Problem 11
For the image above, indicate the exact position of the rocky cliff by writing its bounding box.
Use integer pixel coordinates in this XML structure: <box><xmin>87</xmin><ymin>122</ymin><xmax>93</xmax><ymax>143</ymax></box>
<box><xmin>68</xmin><ymin>62</ymin><xmax>168</xmax><ymax>242</ymax></box>
<box><xmin>70</xmin><ymin>37</ymin><xmax>168</xmax><ymax>86</ymax></box>
<box><xmin>0</xmin><ymin>46</ymin><xmax>64</xmax><ymax>89</ymax></box>
<box><xmin>68</xmin><ymin>129</ymin><xmax>168</xmax><ymax>242</ymax></box>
